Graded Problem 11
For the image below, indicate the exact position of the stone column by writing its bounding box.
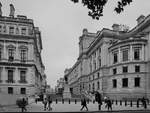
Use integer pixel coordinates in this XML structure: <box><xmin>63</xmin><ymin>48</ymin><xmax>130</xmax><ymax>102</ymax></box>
<box><xmin>3</xmin><ymin>41</ymin><xmax>7</xmax><ymax>61</ymax></box>
<box><xmin>130</xmin><ymin>45</ymin><xmax>133</xmax><ymax>61</ymax></box>
<box><xmin>15</xmin><ymin>42</ymin><xmax>19</xmax><ymax>62</ymax></box>
<box><xmin>118</xmin><ymin>48</ymin><xmax>121</xmax><ymax>63</ymax></box>
<box><xmin>141</xmin><ymin>45</ymin><xmax>144</xmax><ymax>60</ymax></box>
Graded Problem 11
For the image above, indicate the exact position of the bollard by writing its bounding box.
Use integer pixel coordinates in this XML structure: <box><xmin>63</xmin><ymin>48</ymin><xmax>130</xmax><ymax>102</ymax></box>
<box><xmin>137</xmin><ymin>100</ymin><xmax>139</xmax><ymax>108</ymax></box>
<box><xmin>116</xmin><ymin>100</ymin><xmax>118</xmax><ymax>105</ymax></box>
<box><xmin>120</xmin><ymin>100</ymin><xmax>122</xmax><ymax>106</ymax></box>
<box><xmin>69</xmin><ymin>99</ymin><xmax>70</xmax><ymax>104</ymax></box>
<box><xmin>130</xmin><ymin>100</ymin><xmax>132</xmax><ymax>107</ymax></box>
<box><xmin>62</xmin><ymin>99</ymin><xmax>64</xmax><ymax>104</ymax></box>
<box><xmin>112</xmin><ymin>100</ymin><xmax>114</xmax><ymax>105</ymax></box>
<box><xmin>125</xmin><ymin>100</ymin><xmax>127</xmax><ymax>106</ymax></box>
<box><xmin>56</xmin><ymin>99</ymin><xmax>58</xmax><ymax>104</ymax></box>
<box><xmin>75</xmin><ymin>99</ymin><xmax>77</xmax><ymax>104</ymax></box>
<box><xmin>93</xmin><ymin>100</ymin><xmax>95</xmax><ymax>104</ymax></box>
<box><xmin>87</xmin><ymin>99</ymin><xmax>89</xmax><ymax>104</ymax></box>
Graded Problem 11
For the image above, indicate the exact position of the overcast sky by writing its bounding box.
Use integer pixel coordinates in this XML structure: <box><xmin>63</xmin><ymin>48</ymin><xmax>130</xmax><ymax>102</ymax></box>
<box><xmin>1</xmin><ymin>0</ymin><xmax>150</xmax><ymax>88</ymax></box>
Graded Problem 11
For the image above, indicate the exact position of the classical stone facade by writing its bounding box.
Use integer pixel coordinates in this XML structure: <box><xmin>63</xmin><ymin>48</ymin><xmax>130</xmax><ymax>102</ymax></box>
<box><xmin>0</xmin><ymin>14</ymin><xmax>46</xmax><ymax>101</ymax></box>
<box><xmin>66</xmin><ymin>14</ymin><xmax>150</xmax><ymax>100</ymax></box>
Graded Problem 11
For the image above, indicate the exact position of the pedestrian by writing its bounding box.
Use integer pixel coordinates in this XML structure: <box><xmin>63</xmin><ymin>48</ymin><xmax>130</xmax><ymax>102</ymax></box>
<box><xmin>47</xmin><ymin>96</ymin><xmax>52</xmax><ymax>111</ymax></box>
<box><xmin>104</xmin><ymin>96</ymin><xmax>108</xmax><ymax>108</ymax></box>
<box><xmin>106</xmin><ymin>97</ymin><xmax>112</xmax><ymax>111</ymax></box>
<box><xmin>141</xmin><ymin>97</ymin><xmax>147</xmax><ymax>109</ymax></box>
<box><xmin>95</xmin><ymin>92</ymin><xmax>102</xmax><ymax>110</ymax></box>
<box><xmin>43</xmin><ymin>98</ymin><xmax>47</xmax><ymax>111</ymax></box>
<box><xmin>80</xmin><ymin>97</ymin><xmax>88</xmax><ymax>111</ymax></box>
<box><xmin>21</xmin><ymin>98</ymin><xmax>27</xmax><ymax>112</ymax></box>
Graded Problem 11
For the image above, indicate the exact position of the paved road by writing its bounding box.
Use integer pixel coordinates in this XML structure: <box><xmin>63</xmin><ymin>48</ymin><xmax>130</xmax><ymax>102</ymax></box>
<box><xmin>1</xmin><ymin>100</ymin><xmax>150</xmax><ymax>112</ymax></box>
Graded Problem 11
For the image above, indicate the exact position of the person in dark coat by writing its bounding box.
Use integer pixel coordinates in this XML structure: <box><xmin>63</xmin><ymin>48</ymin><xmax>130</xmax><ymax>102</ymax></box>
<box><xmin>21</xmin><ymin>98</ymin><xmax>27</xmax><ymax>112</ymax></box>
<box><xmin>47</xmin><ymin>96</ymin><xmax>52</xmax><ymax>111</ymax></box>
<box><xmin>95</xmin><ymin>92</ymin><xmax>102</xmax><ymax>110</ymax></box>
<box><xmin>43</xmin><ymin>98</ymin><xmax>48</xmax><ymax>111</ymax></box>
<box><xmin>105</xmin><ymin>97</ymin><xmax>112</xmax><ymax>111</ymax></box>
<box><xmin>80</xmin><ymin>97</ymin><xmax>88</xmax><ymax>111</ymax></box>
<box><xmin>141</xmin><ymin>97</ymin><xmax>148</xmax><ymax>109</ymax></box>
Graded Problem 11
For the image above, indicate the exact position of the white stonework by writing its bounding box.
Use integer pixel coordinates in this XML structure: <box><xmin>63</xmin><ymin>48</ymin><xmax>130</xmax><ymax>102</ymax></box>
<box><xmin>65</xmin><ymin>14</ymin><xmax>150</xmax><ymax>100</ymax></box>
<box><xmin>0</xmin><ymin>14</ymin><xmax>46</xmax><ymax>105</ymax></box>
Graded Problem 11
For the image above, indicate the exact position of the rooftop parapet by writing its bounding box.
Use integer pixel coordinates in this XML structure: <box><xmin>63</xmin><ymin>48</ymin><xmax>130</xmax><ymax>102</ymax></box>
<box><xmin>0</xmin><ymin>15</ymin><xmax>33</xmax><ymax>24</ymax></box>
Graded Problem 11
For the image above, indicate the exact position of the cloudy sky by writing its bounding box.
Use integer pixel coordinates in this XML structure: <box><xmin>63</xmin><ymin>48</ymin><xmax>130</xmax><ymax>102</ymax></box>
<box><xmin>1</xmin><ymin>0</ymin><xmax>150</xmax><ymax>88</ymax></box>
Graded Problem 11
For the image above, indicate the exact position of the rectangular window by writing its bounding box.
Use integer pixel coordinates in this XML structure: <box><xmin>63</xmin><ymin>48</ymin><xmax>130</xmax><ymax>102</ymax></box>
<box><xmin>9</xmin><ymin>27</ymin><xmax>14</xmax><ymax>34</ymax></box>
<box><xmin>92</xmin><ymin>83</ymin><xmax>95</xmax><ymax>91</ymax></box>
<box><xmin>112</xmin><ymin>79</ymin><xmax>117</xmax><ymax>88</ymax></box>
<box><xmin>21</xmin><ymin>28</ymin><xmax>26</xmax><ymax>35</ymax></box>
<box><xmin>20</xmin><ymin>50</ymin><xmax>27</xmax><ymax>62</ymax></box>
<box><xmin>0</xmin><ymin>69</ymin><xmax>1</xmax><ymax>82</ymax></box>
<box><xmin>122</xmin><ymin>49</ymin><xmax>128</xmax><ymax>61</ymax></box>
<box><xmin>94</xmin><ymin>62</ymin><xmax>96</xmax><ymax>70</ymax></box>
<box><xmin>8</xmin><ymin>70</ymin><xmax>13</xmax><ymax>82</ymax></box>
<box><xmin>8</xmin><ymin>87</ymin><xmax>13</xmax><ymax>94</ymax></box>
<box><xmin>8</xmin><ymin>49</ymin><xmax>14</xmax><ymax>61</ymax></box>
<box><xmin>122</xmin><ymin>78</ymin><xmax>128</xmax><ymax>87</ymax></box>
<box><xmin>0</xmin><ymin>48</ymin><xmax>2</xmax><ymax>60</ymax></box>
<box><xmin>0</xmin><ymin>25</ymin><xmax>2</xmax><ymax>33</ymax></box>
<box><xmin>99</xmin><ymin>59</ymin><xmax>101</xmax><ymax>67</ymax></box>
<box><xmin>97</xmin><ymin>81</ymin><xmax>100</xmax><ymax>90</ymax></box>
<box><xmin>89</xmin><ymin>84</ymin><xmax>91</xmax><ymax>91</ymax></box>
<box><xmin>134</xmin><ymin>48</ymin><xmax>140</xmax><ymax>60</ymax></box>
<box><xmin>123</xmin><ymin>66</ymin><xmax>128</xmax><ymax>73</ymax></box>
<box><xmin>113</xmin><ymin>53</ymin><xmax>118</xmax><ymax>64</ymax></box>
<box><xmin>135</xmin><ymin>65</ymin><xmax>140</xmax><ymax>72</ymax></box>
<box><xmin>20</xmin><ymin>88</ymin><xmax>26</xmax><ymax>94</ymax></box>
<box><xmin>135</xmin><ymin>77</ymin><xmax>140</xmax><ymax>87</ymax></box>
<box><xmin>20</xmin><ymin>70</ymin><xmax>26</xmax><ymax>83</ymax></box>
<box><xmin>97</xmin><ymin>72</ymin><xmax>100</xmax><ymax>78</ymax></box>
<box><xmin>113</xmin><ymin>68</ymin><xmax>117</xmax><ymax>75</ymax></box>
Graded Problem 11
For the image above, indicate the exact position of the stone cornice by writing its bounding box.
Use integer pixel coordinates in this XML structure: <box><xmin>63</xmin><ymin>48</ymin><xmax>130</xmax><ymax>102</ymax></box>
<box><xmin>108</xmin><ymin>38</ymin><xmax>147</xmax><ymax>50</ymax></box>
<box><xmin>0</xmin><ymin>16</ymin><xmax>33</xmax><ymax>25</ymax></box>
<box><xmin>87</xmin><ymin>14</ymin><xmax>150</xmax><ymax>54</ymax></box>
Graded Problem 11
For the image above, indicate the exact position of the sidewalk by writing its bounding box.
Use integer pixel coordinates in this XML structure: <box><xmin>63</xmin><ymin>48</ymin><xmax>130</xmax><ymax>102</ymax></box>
<box><xmin>2</xmin><ymin>101</ymin><xmax>150</xmax><ymax>112</ymax></box>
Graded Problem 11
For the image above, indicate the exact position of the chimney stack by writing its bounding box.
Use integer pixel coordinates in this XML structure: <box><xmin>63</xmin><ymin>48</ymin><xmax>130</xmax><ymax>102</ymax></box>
<box><xmin>136</xmin><ymin>15</ymin><xmax>145</xmax><ymax>24</ymax></box>
<box><xmin>112</xmin><ymin>24</ymin><xmax>120</xmax><ymax>31</ymax></box>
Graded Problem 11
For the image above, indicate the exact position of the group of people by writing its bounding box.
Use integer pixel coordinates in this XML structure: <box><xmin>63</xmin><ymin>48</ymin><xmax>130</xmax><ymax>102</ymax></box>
<box><xmin>80</xmin><ymin>92</ymin><xmax>112</xmax><ymax>111</ymax></box>
<box><xmin>42</xmin><ymin>96</ymin><xmax>53</xmax><ymax>111</ymax></box>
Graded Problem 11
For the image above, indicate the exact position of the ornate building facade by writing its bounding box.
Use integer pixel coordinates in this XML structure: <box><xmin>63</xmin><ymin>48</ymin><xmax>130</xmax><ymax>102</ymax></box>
<box><xmin>0</xmin><ymin>5</ymin><xmax>46</xmax><ymax>103</ymax></box>
<box><xmin>66</xmin><ymin>14</ymin><xmax>150</xmax><ymax>100</ymax></box>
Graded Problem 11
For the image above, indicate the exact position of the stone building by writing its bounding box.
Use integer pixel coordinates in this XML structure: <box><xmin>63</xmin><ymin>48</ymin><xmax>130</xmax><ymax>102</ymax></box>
<box><xmin>0</xmin><ymin>4</ymin><xmax>46</xmax><ymax>105</ymax></box>
<box><xmin>66</xmin><ymin>14</ymin><xmax>150</xmax><ymax>100</ymax></box>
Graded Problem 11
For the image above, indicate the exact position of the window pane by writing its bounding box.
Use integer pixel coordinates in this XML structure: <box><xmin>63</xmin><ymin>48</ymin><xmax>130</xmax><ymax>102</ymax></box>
<box><xmin>112</xmin><ymin>79</ymin><xmax>117</xmax><ymax>88</ymax></box>
<box><xmin>8</xmin><ymin>70</ymin><xmax>13</xmax><ymax>81</ymax></box>
<box><xmin>122</xmin><ymin>50</ymin><xmax>128</xmax><ymax>61</ymax></box>
<box><xmin>122</xmin><ymin>78</ymin><xmax>128</xmax><ymax>87</ymax></box>
<box><xmin>135</xmin><ymin>65</ymin><xmax>140</xmax><ymax>72</ymax></box>
<box><xmin>135</xmin><ymin>77</ymin><xmax>140</xmax><ymax>87</ymax></box>
<box><xmin>134</xmin><ymin>49</ymin><xmax>140</xmax><ymax>60</ymax></box>
<box><xmin>20</xmin><ymin>88</ymin><xmax>26</xmax><ymax>94</ymax></box>
<box><xmin>113</xmin><ymin>53</ymin><xmax>118</xmax><ymax>64</ymax></box>
<box><xmin>113</xmin><ymin>68</ymin><xmax>117</xmax><ymax>75</ymax></box>
<box><xmin>123</xmin><ymin>66</ymin><xmax>128</xmax><ymax>73</ymax></box>
<box><xmin>8</xmin><ymin>87</ymin><xmax>13</xmax><ymax>94</ymax></box>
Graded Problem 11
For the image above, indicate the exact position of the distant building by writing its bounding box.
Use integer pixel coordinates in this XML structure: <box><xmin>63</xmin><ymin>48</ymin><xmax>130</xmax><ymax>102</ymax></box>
<box><xmin>0</xmin><ymin>4</ymin><xmax>46</xmax><ymax>103</ymax></box>
<box><xmin>66</xmin><ymin>14</ymin><xmax>150</xmax><ymax>100</ymax></box>
<box><xmin>55</xmin><ymin>77</ymin><xmax>65</xmax><ymax>94</ymax></box>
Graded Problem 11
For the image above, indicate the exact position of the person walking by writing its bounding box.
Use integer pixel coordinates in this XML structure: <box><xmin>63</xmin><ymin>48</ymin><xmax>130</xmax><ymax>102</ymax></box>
<box><xmin>95</xmin><ymin>92</ymin><xmax>102</xmax><ymax>111</ymax></box>
<box><xmin>141</xmin><ymin>97</ymin><xmax>148</xmax><ymax>109</ymax></box>
<box><xmin>80</xmin><ymin>97</ymin><xmax>88</xmax><ymax>111</ymax></box>
<box><xmin>106</xmin><ymin>97</ymin><xmax>112</xmax><ymax>111</ymax></box>
<box><xmin>47</xmin><ymin>96</ymin><xmax>52</xmax><ymax>111</ymax></box>
<box><xmin>43</xmin><ymin>98</ymin><xmax>47</xmax><ymax>111</ymax></box>
<box><xmin>21</xmin><ymin>98</ymin><xmax>27</xmax><ymax>112</ymax></box>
